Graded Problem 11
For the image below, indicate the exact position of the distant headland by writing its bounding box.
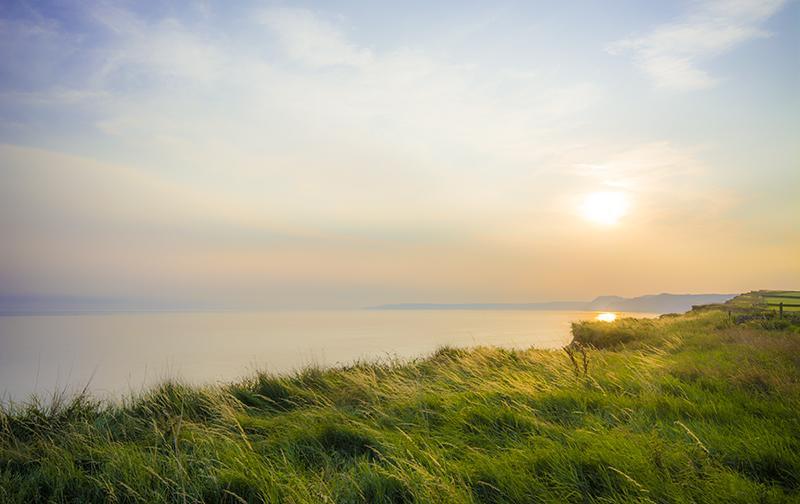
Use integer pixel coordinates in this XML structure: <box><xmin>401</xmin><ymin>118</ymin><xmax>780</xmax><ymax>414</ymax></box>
<box><xmin>368</xmin><ymin>293</ymin><xmax>737</xmax><ymax>314</ymax></box>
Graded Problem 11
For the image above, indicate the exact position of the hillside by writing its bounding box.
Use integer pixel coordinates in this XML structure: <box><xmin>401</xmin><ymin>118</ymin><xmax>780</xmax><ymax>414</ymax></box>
<box><xmin>584</xmin><ymin>293</ymin><xmax>737</xmax><ymax>313</ymax></box>
<box><xmin>1</xmin><ymin>292</ymin><xmax>798</xmax><ymax>502</ymax></box>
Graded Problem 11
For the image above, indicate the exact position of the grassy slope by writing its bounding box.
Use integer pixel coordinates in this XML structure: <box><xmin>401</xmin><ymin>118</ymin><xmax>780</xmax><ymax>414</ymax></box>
<box><xmin>764</xmin><ymin>292</ymin><xmax>800</xmax><ymax>312</ymax></box>
<box><xmin>2</xmin><ymin>293</ymin><xmax>800</xmax><ymax>503</ymax></box>
<box><xmin>732</xmin><ymin>290</ymin><xmax>800</xmax><ymax>312</ymax></box>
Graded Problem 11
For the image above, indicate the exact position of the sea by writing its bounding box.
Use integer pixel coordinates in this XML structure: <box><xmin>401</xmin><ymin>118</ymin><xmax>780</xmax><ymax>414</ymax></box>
<box><xmin>0</xmin><ymin>309</ymin><xmax>655</xmax><ymax>403</ymax></box>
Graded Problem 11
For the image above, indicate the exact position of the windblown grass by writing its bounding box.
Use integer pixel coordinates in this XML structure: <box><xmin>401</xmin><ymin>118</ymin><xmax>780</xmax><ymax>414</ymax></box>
<box><xmin>1</xmin><ymin>294</ymin><xmax>799</xmax><ymax>502</ymax></box>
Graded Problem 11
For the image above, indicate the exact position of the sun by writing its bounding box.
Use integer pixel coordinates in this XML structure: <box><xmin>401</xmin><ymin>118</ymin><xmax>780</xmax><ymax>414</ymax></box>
<box><xmin>580</xmin><ymin>191</ymin><xmax>628</xmax><ymax>225</ymax></box>
<box><xmin>596</xmin><ymin>312</ymin><xmax>617</xmax><ymax>322</ymax></box>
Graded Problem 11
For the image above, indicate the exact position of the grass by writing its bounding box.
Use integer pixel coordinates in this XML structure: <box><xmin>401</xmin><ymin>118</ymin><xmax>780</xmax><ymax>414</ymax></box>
<box><xmin>727</xmin><ymin>290</ymin><xmax>800</xmax><ymax>312</ymax></box>
<box><xmin>2</xmin><ymin>292</ymin><xmax>800</xmax><ymax>502</ymax></box>
<box><xmin>763</xmin><ymin>292</ymin><xmax>800</xmax><ymax>312</ymax></box>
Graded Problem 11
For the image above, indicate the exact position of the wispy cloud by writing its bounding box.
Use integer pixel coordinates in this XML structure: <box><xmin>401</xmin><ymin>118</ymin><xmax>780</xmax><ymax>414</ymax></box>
<box><xmin>573</xmin><ymin>142</ymin><xmax>706</xmax><ymax>188</ymax></box>
<box><xmin>91</xmin><ymin>6</ymin><xmax>225</xmax><ymax>84</ymax></box>
<box><xmin>570</xmin><ymin>141</ymin><xmax>743</xmax><ymax>228</ymax></box>
<box><xmin>607</xmin><ymin>0</ymin><xmax>787</xmax><ymax>91</ymax></box>
<box><xmin>258</xmin><ymin>7</ymin><xmax>373</xmax><ymax>68</ymax></box>
<box><xmin>10</xmin><ymin>5</ymin><xmax>600</xmax><ymax>220</ymax></box>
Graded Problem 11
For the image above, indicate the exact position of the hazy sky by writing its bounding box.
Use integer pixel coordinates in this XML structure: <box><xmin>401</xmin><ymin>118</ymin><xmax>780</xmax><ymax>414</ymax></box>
<box><xmin>1</xmin><ymin>0</ymin><xmax>798</xmax><ymax>309</ymax></box>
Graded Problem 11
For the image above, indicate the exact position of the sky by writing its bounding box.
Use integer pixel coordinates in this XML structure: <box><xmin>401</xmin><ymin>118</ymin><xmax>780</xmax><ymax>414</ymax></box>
<box><xmin>0</xmin><ymin>0</ymin><xmax>798</xmax><ymax>309</ymax></box>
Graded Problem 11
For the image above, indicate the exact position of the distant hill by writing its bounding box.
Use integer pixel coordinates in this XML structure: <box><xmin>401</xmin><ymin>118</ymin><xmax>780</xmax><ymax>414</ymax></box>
<box><xmin>369</xmin><ymin>293</ymin><xmax>737</xmax><ymax>314</ymax></box>
<box><xmin>584</xmin><ymin>293</ymin><xmax>737</xmax><ymax>313</ymax></box>
<box><xmin>0</xmin><ymin>293</ymin><xmax>738</xmax><ymax>315</ymax></box>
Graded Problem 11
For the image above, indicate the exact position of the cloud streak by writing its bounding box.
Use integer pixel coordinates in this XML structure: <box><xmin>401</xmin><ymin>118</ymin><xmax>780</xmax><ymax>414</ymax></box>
<box><xmin>607</xmin><ymin>0</ymin><xmax>787</xmax><ymax>91</ymax></box>
<box><xmin>258</xmin><ymin>8</ymin><xmax>373</xmax><ymax>68</ymax></box>
<box><xmin>1</xmin><ymin>5</ymin><xmax>603</xmax><ymax>227</ymax></box>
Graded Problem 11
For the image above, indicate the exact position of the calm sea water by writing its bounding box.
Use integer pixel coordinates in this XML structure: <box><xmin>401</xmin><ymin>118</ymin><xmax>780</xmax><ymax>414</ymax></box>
<box><xmin>0</xmin><ymin>310</ymin><xmax>653</xmax><ymax>402</ymax></box>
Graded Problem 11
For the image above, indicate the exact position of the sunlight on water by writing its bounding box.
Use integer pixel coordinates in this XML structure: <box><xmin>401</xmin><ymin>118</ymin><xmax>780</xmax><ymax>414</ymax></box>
<box><xmin>596</xmin><ymin>312</ymin><xmax>617</xmax><ymax>322</ymax></box>
<box><xmin>0</xmin><ymin>310</ymin><xmax>657</xmax><ymax>401</ymax></box>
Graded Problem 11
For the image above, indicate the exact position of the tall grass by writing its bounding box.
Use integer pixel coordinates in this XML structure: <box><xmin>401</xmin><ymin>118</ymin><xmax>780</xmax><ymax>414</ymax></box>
<box><xmin>1</xmin><ymin>299</ymin><xmax>799</xmax><ymax>502</ymax></box>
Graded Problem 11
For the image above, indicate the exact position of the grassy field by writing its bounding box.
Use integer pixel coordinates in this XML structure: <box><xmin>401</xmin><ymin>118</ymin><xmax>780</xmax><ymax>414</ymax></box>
<box><xmin>2</xmin><ymin>293</ymin><xmax>800</xmax><ymax>503</ymax></box>
<box><xmin>729</xmin><ymin>290</ymin><xmax>800</xmax><ymax>312</ymax></box>
<box><xmin>763</xmin><ymin>291</ymin><xmax>800</xmax><ymax>312</ymax></box>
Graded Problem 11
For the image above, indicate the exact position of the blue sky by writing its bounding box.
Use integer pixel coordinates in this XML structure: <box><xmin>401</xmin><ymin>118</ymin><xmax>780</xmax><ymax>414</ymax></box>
<box><xmin>0</xmin><ymin>0</ymin><xmax>798</xmax><ymax>308</ymax></box>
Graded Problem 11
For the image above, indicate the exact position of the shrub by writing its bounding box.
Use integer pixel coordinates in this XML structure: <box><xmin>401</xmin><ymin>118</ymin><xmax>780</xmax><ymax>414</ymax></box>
<box><xmin>571</xmin><ymin>319</ymin><xmax>657</xmax><ymax>349</ymax></box>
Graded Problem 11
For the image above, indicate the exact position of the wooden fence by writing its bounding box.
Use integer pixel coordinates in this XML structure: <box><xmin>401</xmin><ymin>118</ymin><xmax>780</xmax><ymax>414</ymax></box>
<box><xmin>766</xmin><ymin>301</ymin><xmax>800</xmax><ymax>318</ymax></box>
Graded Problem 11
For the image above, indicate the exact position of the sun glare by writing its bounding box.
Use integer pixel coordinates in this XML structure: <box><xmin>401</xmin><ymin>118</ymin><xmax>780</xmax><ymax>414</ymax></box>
<box><xmin>581</xmin><ymin>191</ymin><xmax>628</xmax><ymax>225</ymax></box>
<box><xmin>596</xmin><ymin>312</ymin><xmax>617</xmax><ymax>322</ymax></box>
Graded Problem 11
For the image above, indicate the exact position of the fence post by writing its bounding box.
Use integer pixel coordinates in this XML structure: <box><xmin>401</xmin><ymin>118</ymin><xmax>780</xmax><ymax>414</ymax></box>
<box><xmin>779</xmin><ymin>302</ymin><xmax>783</xmax><ymax>319</ymax></box>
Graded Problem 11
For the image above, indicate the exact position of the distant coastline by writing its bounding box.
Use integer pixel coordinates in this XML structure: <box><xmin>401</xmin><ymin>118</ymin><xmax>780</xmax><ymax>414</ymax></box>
<box><xmin>368</xmin><ymin>293</ymin><xmax>737</xmax><ymax>314</ymax></box>
<box><xmin>0</xmin><ymin>293</ymin><xmax>737</xmax><ymax>316</ymax></box>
